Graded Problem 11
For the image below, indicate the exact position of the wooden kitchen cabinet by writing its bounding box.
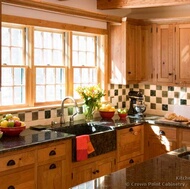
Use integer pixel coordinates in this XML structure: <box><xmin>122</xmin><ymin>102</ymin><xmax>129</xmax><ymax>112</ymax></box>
<box><xmin>178</xmin><ymin>128</ymin><xmax>190</xmax><ymax>147</ymax></box>
<box><xmin>37</xmin><ymin>140</ymin><xmax>72</xmax><ymax>189</ymax></box>
<box><xmin>0</xmin><ymin>149</ymin><xmax>35</xmax><ymax>189</ymax></box>
<box><xmin>144</xmin><ymin>124</ymin><xmax>177</xmax><ymax>161</ymax></box>
<box><xmin>71</xmin><ymin>151</ymin><xmax>116</xmax><ymax>187</ymax></box>
<box><xmin>175</xmin><ymin>23</ymin><xmax>190</xmax><ymax>85</ymax></box>
<box><xmin>116</xmin><ymin>125</ymin><xmax>144</xmax><ymax>170</ymax></box>
<box><xmin>155</xmin><ymin>24</ymin><xmax>175</xmax><ymax>84</ymax></box>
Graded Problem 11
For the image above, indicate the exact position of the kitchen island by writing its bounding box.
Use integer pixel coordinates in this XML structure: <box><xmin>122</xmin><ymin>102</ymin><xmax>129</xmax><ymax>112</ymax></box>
<box><xmin>72</xmin><ymin>147</ymin><xmax>190</xmax><ymax>189</ymax></box>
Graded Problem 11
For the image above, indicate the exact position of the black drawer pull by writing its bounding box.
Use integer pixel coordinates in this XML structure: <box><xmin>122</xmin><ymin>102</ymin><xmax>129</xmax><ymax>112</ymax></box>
<box><xmin>96</xmin><ymin>170</ymin><xmax>99</xmax><ymax>173</ymax></box>
<box><xmin>49</xmin><ymin>163</ymin><xmax>56</xmax><ymax>169</ymax></box>
<box><xmin>7</xmin><ymin>160</ymin><xmax>16</xmax><ymax>166</ymax></box>
<box><xmin>159</xmin><ymin>130</ymin><xmax>166</xmax><ymax>136</ymax></box>
<box><xmin>49</xmin><ymin>150</ymin><xmax>56</xmax><ymax>156</ymax></box>
<box><xmin>129</xmin><ymin>159</ymin><xmax>134</xmax><ymax>164</ymax></box>
<box><xmin>129</xmin><ymin>128</ymin><xmax>133</xmax><ymax>132</ymax></box>
<box><xmin>8</xmin><ymin>186</ymin><xmax>15</xmax><ymax>189</ymax></box>
<box><xmin>92</xmin><ymin>170</ymin><xmax>96</xmax><ymax>174</ymax></box>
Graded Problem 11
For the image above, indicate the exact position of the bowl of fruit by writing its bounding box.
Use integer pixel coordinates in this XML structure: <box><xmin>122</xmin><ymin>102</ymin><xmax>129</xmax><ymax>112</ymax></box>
<box><xmin>99</xmin><ymin>104</ymin><xmax>115</xmax><ymax>119</ymax></box>
<box><xmin>0</xmin><ymin>114</ymin><xmax>26</xmax><ymax>136</ymax></box>
<box><xmin>117</xmin><ymin>108</ymin><xmax>128</xmax><ymax>120</ymax></box>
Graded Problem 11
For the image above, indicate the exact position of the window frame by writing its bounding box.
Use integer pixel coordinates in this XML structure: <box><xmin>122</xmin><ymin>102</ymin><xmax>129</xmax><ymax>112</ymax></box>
<box><xmin>1</xmin><ymin>15</ymin><xmax>108</xmax><ymax>111</ymax></box>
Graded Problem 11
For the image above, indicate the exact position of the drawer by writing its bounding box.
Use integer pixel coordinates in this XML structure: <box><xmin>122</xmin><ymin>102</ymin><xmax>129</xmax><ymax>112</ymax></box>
<box><xmin>0</xmin><ymin>150</ymin><xmax>35</xmax><ymax>172</ymax></box>
<box><xmin>117</xmin><ymin>155</ymin><xmax>144</xmax><ymax>170</ymax></box>
<box><xmin>37</xmin><ymin>143</ymin><xmax>66</xmax><ymax>163</ymax></box>
<box><xmin>0</xmin><ymin>168</ymin><xmax>35</xmax><ymax>189</ymax></box>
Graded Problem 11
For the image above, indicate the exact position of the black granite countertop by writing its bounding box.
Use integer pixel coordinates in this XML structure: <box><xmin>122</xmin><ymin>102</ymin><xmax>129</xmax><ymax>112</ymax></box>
<box><xmin>74</xmin><ymin>147</ymin><xmax>190</xmax><ymax>189</ymax></box>
<box><xmin>0</xmin><ymin>128</ymin><xmax>75</xmax><ymax>154</ymax></box>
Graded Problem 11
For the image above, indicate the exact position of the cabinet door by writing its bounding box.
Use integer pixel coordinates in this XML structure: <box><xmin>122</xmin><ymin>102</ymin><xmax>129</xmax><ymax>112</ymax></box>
<box><xmin>37</xmin><ymin>161</ymin><xmax>63</xmax><ymax>189</ymax></box>
<box><xmin>138</xmin><ymin>25</ymin><xmax>154</xmax><ymax>82</ymax></box>
<box><xmin>156</xmin><ymin>24</ymin><xmax>174</xmax><ymax>84</ymax></box>
<box><xmin>126</xmin><ymin>23</ymin><xmax>138</xmax><ymax>82</ymax></box>
<box><xmin>117</xmin><ymin>125</ymin><xmax>144</xmax><ymax>163</ymax></box>
<box><xmin>145</xmin><ymin>125</ymin><xmax>177</xmax><ymax>160</ymax></box>
<box><xmin>109</xmin><ymin>21</ymin><xmax>126</xmax><ymax>85</ymax></box>
<box><xmin>175</xmin><ymin>24</ymin><xmax>190</xmax><ymax>84</ymax></box>
<box><xmin>0</xmin><ymin>168</ymin><xmax>35</xmax><ymax>189</ymax></box>
<box><xmin>179</xmin><ymin>128</ymin><xmax>190</xmax><ymax>147</ymax></box>
<box><xmin>71</xmin><ymin>163</ymin><xmax>94</xmax><ymax>187</ymax></box>
<box><xmin>96</xmin><ymin>157</ymin><xmax>116</xmax><ymax>177</ymax></box>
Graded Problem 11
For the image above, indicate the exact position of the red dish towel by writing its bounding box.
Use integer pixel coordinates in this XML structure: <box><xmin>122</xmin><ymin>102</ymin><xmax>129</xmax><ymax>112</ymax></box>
<box><xmin>76</xmin><ymin>135</ymin><xmax>95</xmax><ymax>161</ymax></box>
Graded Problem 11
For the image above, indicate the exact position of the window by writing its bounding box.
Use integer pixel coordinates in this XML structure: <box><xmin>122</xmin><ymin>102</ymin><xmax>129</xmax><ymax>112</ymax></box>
<box><xmin>34</xmin><ymin>29</ymin><xmax>67</xmax><ymax>104</ymax></box>
<box><xmin>1</xmin><ymin>23</ymin><xmax>106</xmax><ymax>109</ymax></box>
<box><xmin>1</xmin><ymin>25</ymin><xmax>26</xmax><ymax>106</ymax></box>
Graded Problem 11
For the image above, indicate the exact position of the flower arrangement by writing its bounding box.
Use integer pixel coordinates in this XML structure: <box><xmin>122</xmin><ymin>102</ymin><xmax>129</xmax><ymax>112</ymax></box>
<box><xmin>76</xmin><ymin>84</ymin><xmax>105</xmax><ymax>121</ymax></box>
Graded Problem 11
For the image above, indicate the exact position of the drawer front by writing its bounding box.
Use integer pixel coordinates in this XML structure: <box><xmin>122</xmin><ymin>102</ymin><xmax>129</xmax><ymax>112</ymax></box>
<box><xmin>0</xmin><ymin>151</ymin><xmax>35</xmax><ymax>172</ymax></box>
<box><xmin>37</xmin><ymin>143</ymin><xmax>66</xmax><ymax>163</ymax></box>
<box><xmin>1</xmin><ymin>168</ymin><xmax>35</xmax><ymax>189</ymax></box>
<box><xmin>117</xmin><ymin>155</ymin><xmax>144</xmax><ymax>170</ymax></box>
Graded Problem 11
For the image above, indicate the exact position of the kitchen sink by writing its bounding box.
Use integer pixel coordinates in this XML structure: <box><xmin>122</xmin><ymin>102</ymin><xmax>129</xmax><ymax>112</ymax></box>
<box><xmin>50</xmin><ymin>122</ymin><xmax>114</xmax><ymax>136</ymax></box>
<box><xmin>50</xmin><ymin>122</ymin><xmax>116</xmax><ymax>161</ymax></box>
<box><xmin>178</xmin><ymin>151</ymin><xmax>190</xmax><ymax>160</ymax></box>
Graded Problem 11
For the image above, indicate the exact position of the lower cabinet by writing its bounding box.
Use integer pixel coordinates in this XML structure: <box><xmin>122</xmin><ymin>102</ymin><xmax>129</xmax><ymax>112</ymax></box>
<box><xmin>71</xmin><ymin>152</ymin><xmax>116</xmax><ymax>187</ymax></box>
<box><xmin>0</xmin><ymin>149</ymin><xmax>35</xmax><ymax>189</ymax></box>
<box><xmin>178</xmin><ymin>128</ymin><xmax>190</xmax><ymax>147</ymax></box>
<box><xmin>116</xmin><ymin>125</ymin><xmax>144</xmax><ymax>170</ymax></box>
<box><xmin>144</xmin><ymin>124</ymin><xmax>177</xmax><ymax>160</ymax></box>
<box><xmin>36</xmin><ymin>140</ymin><xmax>72</xmax><ymax>189</ymax></box>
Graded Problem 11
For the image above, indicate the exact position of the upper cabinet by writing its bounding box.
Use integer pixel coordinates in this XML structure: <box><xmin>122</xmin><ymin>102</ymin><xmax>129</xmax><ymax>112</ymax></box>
<box><xmin>155</xmin><ymin>24</ymin><xmax>175</xmax><ymax>84</ymax></box>
<box><xmin>175</xmin><ymin>24</ymin><xmax>190</xmax><ymax>85</ymax></box>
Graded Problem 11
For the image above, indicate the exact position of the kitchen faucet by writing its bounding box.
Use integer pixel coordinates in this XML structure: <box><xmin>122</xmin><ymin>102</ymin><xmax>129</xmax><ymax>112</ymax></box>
<box><xmin>60</xmin><ymin>96</ymin><xmax>79</xmax><ymax>124</ymax></box>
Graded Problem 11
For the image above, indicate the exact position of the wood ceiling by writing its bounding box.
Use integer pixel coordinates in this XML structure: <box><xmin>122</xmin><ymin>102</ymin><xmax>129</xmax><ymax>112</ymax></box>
<box><xmin>97</xmin><ymin>0</ymin><xmax>190</xmax><ymax>9</ymax></box>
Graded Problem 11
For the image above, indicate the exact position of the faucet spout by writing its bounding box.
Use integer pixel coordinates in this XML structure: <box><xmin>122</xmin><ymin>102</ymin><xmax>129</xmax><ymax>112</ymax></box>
<box><xmin>60</xmin><ymin>96</ymin><xmax>79</xmax><ymax>124</ymax></box>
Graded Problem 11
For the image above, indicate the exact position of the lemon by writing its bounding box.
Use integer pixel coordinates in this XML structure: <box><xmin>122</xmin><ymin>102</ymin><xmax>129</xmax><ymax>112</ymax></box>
<box><xmin>0</xmin><ymin>120</ymin><xmax>8</xmax><ymax>127</ymax></box>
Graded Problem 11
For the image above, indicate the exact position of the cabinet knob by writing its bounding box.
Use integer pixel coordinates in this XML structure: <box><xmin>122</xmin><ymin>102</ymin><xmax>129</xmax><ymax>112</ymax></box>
<box><xmin>129</xmin><ymin>128</ymin><xmax>134</xmax><ymax>132</ymax></box>
<box><xmin>128</xmin><ymin>71</ymin><xmax>131</xmax><ymax>74</ymax></box>
<box><xmin>129</xmin><ymin>159</ymin><xmax>134</xmax><ymax>164</ymax></box>
<box><xmin>96</xmin><ymin>170</ymin><xmax>99</xmax><ymax>173</ymax></box>
<box><xmin>168</xmin><ymin>73</ymin><xmax>173</xmax><ymax>76</ymax></box>
<box><xmin>159</xmin><ymin>130</ymin><xmax>165</xmax><ymax>136</ymax></box>
<box><xmin>49</xmin><ymin>150</ymin><xmax>56</xmax><ymax>156</ymax></box>
<box><xmin>92</xmin><ymin>170</ymin><xmax>96</xmax><ymax>174</ymax></box>
<box><xmin>8</xmin><ymin>186</ymin><xmax>15</xmax><ymax>189</ymax></box>
<box><xmin>7</xmin><ymin>160</ymin><xmax>16</xmax><ymax>167</ymax></box>
<box><xmin>49</xmin><ymin>163</ymin><xmax>56</xmax><ymax>170</ymax></box>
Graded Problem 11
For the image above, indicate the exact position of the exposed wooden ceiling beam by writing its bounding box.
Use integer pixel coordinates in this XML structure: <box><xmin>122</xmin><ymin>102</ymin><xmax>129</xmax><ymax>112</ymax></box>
<box><xmin>97</xmin><ymin>0</ymin><xmax>190</xmax><ymax>9</ymax></box>
<box><xmin>2</xmin><ymin>0</ymin><xmax>122</xmax><ymax>23</ymax></box>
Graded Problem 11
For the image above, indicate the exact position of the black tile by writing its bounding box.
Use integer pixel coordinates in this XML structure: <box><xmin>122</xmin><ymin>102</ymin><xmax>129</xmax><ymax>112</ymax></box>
<box><xmin>145</xmin><ymin>85</ymin><xmax>150</xmax><ymax>89</ymax></box>
<box><xmin>118</xmin><ymin>84</ymin><xmax>122</xmax><ymax>89</ymax></box>
<box><xmin>108</xmin><ymin>90</ymin><xmax>110</xmax><ymax>96</ymax></box>
<box><xmin>168</xmin><ymin>98</ymin><xmax>174</xmax><ymax>105</ymax></box>
<box><xmin>45</xmin><ymin>110</ymin><xmax>51</xmax><ymax>119</ymax></box>
<box><xmin>156</xmin><ymin>97</ymin><xmax>162</xmax><ymax>104</ymax></box>
<box><xmin>145</xmin><ymin>96</ymin><xmax>150</xmax><ymax>102</ymax></box>
<box><xmin>114</xmin><ymin>90</ymin><xmax>118</xmax><ymax>96</ymax></box>
<box><xmin>150</xmin><ymin>103</ymin><xmax>156</xmax><ymax>109</ymax></box>
<box><xmin>118</xmin><ymin>96</ymin><xmax>122</xmax><ymax>102</ymax></box>
<box><xmin>168</xmin><ymin>86</ymin><xmax>174</xmax><ymax>91</ymax></box>
<box><xmin>78</xmin><ymin>107</ymin><xmax>83</xmax><ymax>114</ymax></box>
<box><xmin>122</xmin><ymin>89</ymin><xmax>126</xmax><ymax>95</ymax></box>
<box><xmin>150</xmin><ymin>90</ymin><xmax>156</xmax><ymax>96</ymax></box>
<box><xmin>162</xmin><ymin>104</ymin><xmax>168</xmax><ymax>111</ymax></box>
<box><xmin>187</xmin><ymin>93</ymin><xmax>190</xmax><ymax>99</ymax></box>
<box><xmin>18</xmin><ymin>113</ymin><xmax>25</xmax><ymax>121</ymax></box>
<box><xmin>32</xmin><ymin>111</ymin><xmax>38</xmax><ymax>121</ymax></box>
<box><xmin>174</xmin><ymin>92</ymin><xmax>179</xmax><ymax>98</ymax></box>
<box><xmin>139</xmin><ymin>89</ymin><xmax>145</xmax><ymax>95</ymax></box>
<box><xmin>122</xmin><ymin>102</ymin><xmax>126</xmax><ymax>108</ymax></box>
<box><xmin>156</xmin><ymin>85</ymin><xmax>162</xmax><ymax>90</ymax></box>
<box><xmin>110</xmin><ymin>84</ymin><xmax>114</xmax><ymax>89</ymax></box>
<box><xmin>180</xmin><ymin>99</ymin><xmax>187</xmax><ymax>105</ymax></box>
<box><xmin>134</xmin><ymin>84</ymin><xmax>139</xmax><ymax>88</ymax></box>
<box><xmin>162</xmin><ymin>91</ymin><xmax>168</xmax><ymax>97</ymax></box>
<box><xmin>57</xmin><ymin>109</ymin><xmax>61</xmax><ymax>117</ymax></box>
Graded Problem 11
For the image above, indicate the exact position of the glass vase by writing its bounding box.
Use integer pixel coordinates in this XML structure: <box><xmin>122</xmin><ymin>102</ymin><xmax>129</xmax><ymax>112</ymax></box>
<box><xmin>83</xmin><ymin>104</ymin><xmax>95</xmax><ymax>122</ymax></box>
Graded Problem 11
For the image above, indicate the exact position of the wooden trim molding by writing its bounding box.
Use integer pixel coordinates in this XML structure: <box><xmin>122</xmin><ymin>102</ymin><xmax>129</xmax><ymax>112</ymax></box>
<box><xmin>2</xmin><ymin>14</ymin><xmax>108</xmax><ymax>35</ymax></box>
<box><xmin>2</xmin><ymin>0</ymin><xmax>122</xmax><ymax>23</ymax></box>
<box><xmin>97</xmin><ymin>0</ymin><xmax>190</xmax><ymax>9</ymax></box>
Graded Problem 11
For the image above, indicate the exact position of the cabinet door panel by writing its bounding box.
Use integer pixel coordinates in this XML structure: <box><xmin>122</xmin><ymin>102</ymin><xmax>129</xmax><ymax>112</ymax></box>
<box><xmin>37</xmin><ymin>161</ymin><xmax>62</xmax><ymax>189</ymax></box>
<box><xmin>176</xmin><ymin>24</ymin><xmax>190</xmax><ymax>84</ymax></box>
<box><xmin>1</xmin><ymin>168</ymin><xmax>35</xmax><ymax>189</ymax></box>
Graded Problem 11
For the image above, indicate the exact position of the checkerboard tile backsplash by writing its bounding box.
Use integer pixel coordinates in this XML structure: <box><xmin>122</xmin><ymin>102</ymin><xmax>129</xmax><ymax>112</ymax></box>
<box><xmin>1</xmin><ymin>83</ymin><xmax>190</xmax><ymax>127</ymax></box>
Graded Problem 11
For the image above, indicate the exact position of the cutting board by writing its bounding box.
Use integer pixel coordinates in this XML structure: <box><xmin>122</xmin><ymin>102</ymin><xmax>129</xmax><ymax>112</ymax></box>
<box><xmin>155</xmin><ymin>117</ymin><xmax>190</xmax><ymax>126</ymax></box>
